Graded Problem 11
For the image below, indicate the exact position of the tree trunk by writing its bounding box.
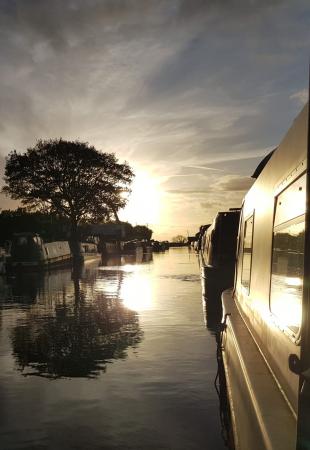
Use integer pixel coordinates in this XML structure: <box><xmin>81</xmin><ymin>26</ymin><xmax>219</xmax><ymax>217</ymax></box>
<box><xmin>70</xmin><ymin>219</ymin><xmax>82</xmax><ymax>263</ymax></box>
<box><xmin>113</xmin><ymin>208</ymin><xmax>120</xmax><ymax>223</ymax></box>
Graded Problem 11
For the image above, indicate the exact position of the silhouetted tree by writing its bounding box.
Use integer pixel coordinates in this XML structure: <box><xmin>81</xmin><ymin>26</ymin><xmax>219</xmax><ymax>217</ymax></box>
<box><xmin>3</xmin><ymin>139</ymin><xmax>134</xmax><ymax>257</ymax></box>
<box><xmin>172</xmin><ymin>235</ymin><xmax>187</xmax><ymax>243</ymax></box>
<box><xmin>132</xmin><ymin>225</ymin><xmax>153</xmax><ymax>241</ymax></box>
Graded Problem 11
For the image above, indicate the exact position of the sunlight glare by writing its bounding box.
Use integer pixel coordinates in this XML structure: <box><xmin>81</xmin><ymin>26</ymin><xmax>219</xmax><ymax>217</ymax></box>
<box><xmin>120</xmin><ymin>171</ymin><xmax>161</xmax><ymax>225</ymax></box>
<box><xmin>121</xmin><ymin>273</ymin><xmax>153</xmax><ymax>311</ymax></box>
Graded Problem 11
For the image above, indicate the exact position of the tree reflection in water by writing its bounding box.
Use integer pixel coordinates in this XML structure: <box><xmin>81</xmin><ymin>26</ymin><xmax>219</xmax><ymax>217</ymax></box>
<box><xmin>11</xmin><ymin>265</ymin><xmax>143</xmax><ymax>379</ymax></box>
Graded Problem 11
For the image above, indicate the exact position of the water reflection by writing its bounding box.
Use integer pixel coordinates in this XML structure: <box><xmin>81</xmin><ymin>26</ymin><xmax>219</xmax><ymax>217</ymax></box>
<box><xmin>101</xmin><ymin>251</ymin><xmax>153</xmax><ymax>267</ymax></box>
<box><xmin>202</xmin><ymin>285</ymin><xmax>223</xmax><ymax>335</ymax></box>
<box><xmin>271</xmin><ymin>219</ymin><xmax>304</xmax><ymax>333</ymax></box>
<box><xmin>5</xmin><ymin>260</ymin><xmax>143</xmax><ymax>379</ymax></box>
<box><xmin>98</xmin><ymin>254</ymin><xmax>153</xmax><ymax>312</ymax></box>
<box><xmin>202</xmin><ymin>287</ymin><xmax>235</xmax><ymax>449</ymax></box>
<box><xmin>4</xmin><ymin>270</ymin><xmax>72</xmax><ymax>304</ymax></box>
<box><xmin>0</xmin><ymin>248</ymin><xmax>229</xmax><ymax>450</ymax></box>
<box><xmin>121</xmin><ymin>273</ymin><xmax>153</xmax><ymax>311</ymax></box>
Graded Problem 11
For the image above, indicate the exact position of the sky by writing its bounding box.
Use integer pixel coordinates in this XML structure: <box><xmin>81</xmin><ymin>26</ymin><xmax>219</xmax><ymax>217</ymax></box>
<box><xmin>0</xmin><ymin>0</ymin><xmax>309</xmax><ymax>240</ymax></box>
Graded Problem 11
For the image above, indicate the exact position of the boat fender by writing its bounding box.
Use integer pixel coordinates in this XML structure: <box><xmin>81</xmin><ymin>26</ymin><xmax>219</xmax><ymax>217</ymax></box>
<box><xmin>218</xmin><ymin>313</ymin><xmax>231</xmax><ymax>353</ymax></box>
<box><xmin>219</xmin><ymin>313</ymin><xmax>231</xmax><ymax>332</ymax></box>
<box><xmin>289</xmin><ymin>355</ymin><xmax>310</xmax><ymax>397</ymax></box>
<box><xmin>288</xmin><ymin>353</ymin><xmax>302</xmax><ymax>375</ymax></box>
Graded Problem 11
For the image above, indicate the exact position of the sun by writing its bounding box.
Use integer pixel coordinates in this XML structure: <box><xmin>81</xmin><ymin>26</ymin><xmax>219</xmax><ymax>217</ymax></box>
<box><xmin>119</xmin><ymin>170</ymin><xmax>161</xmax><ymax>226</ymax></box>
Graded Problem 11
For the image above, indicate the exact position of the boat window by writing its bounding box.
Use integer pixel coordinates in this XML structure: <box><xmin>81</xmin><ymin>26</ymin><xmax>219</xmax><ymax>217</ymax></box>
<box><xmin>270</xmin><ymin>216</ymin><xmax>304</xmax><ymax>334</ymax></box>
<box><xmin>274</xmin><ymin>173</ymin><xmax>306</xmax><ymax>227</ymax></box>
<box><xmin>270</xmin><ymin>174</ymin><xmax>306</xmax><ymax>334</ymax></box>
<box><xmin>241</xmin><ymin>215</ymin><xmax>254</xmax><ymax>292</ymax></box>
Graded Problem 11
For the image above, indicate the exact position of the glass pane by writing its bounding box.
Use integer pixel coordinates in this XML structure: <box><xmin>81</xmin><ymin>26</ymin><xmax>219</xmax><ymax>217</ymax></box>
<box><xmin>270</xmin><ymin>219</ymin><xmax>304</xmax><ymax>333</ymax></box>
<box><xmin>241</xmin><ymin>216</ymin><xmax>253</xmax><ymax>290</ymax></box>
<box><xmin>274</xmin><ymin>173</ymin><xmax>306</xmax><ymax>227</ymax></box>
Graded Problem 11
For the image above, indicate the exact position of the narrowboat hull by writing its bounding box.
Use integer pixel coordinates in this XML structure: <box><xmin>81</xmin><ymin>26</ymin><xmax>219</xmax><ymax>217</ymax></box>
<box><xmin>8</xmin><ymin>254</ymin><xmax>73</xmax><ymax>271</ymax></box>
<box><xmin>221</xmin><ymin>288</ymin><xmax>297</xmax><ymax>450</ymax></box>
<box><xmin>218</xmin><ymin>102</ymin><xmax>309</xmax><ymax>450</ymax></box>
<box><xmin>100</xmin><ymin>242</ymin><xmax>122</xmax><ymax>255</ymax></box>
<box><xmin>201</xmin><ymin>264</ymin><xmax>235</xmax><ymax>298</ymax></box>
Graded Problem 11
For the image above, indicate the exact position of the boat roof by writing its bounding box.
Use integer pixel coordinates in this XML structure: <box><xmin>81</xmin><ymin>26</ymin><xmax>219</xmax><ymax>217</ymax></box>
<box><xmin>251</xmin><ymin>148</ymin><xmax>277</xmax><ymax>179</ymax></box>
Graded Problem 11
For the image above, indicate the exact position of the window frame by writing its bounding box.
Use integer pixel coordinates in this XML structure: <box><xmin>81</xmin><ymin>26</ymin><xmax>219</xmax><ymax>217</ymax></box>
<box><xmin>241</xmin><ymin>212</ymin><xmax>255</xmax><ymax>295</ymax></box>
<box><xmin>268</xmin><ymin>172</ymin><xmax>306</xmax><ymax>341</ymax></box>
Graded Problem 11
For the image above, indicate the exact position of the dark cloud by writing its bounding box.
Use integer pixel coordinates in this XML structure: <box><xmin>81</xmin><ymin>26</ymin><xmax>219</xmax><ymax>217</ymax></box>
<box><xmin>177</xmin><ymin>0</ymin><xmax>287</xmax><ymax>19</ymax></box>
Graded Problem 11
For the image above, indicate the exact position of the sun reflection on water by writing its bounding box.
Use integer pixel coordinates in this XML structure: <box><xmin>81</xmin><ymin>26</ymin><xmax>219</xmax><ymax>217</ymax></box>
<box><xmin>120</xmin><ymin>273</ymin><xmax>153</xmax><ymax>312</ymax></box>
<box><xmin>96</xmin><ymin>264</ymin><xmax>153</xmax><ymax>312</ymax></box>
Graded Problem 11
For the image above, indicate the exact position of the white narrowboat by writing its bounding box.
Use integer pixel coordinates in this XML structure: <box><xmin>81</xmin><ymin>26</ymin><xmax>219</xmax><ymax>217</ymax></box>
<box><xmin>9</xmin><ymin>233</ymin><xmax>72</xmax><ymax>269</ymax></box>
<box><xmin>221</xmin><ymin>103</ymin><xmax>310</xmax><ymax>449</ymax></box>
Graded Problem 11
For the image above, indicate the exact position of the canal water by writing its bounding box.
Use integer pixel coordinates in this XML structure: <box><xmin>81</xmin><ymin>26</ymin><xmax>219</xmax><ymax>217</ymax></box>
<box><xmin>0</xmin><ymin>248</ymin><xmax>228</xmax><ymax>450</ymax></box>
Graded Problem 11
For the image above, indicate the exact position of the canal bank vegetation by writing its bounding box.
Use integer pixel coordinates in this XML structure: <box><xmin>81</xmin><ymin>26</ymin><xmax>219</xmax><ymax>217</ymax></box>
<box><xmin>2</xmin><ymin>138</ymin><xmax>134</xmax><ymax>258</ymax></box>
<box><xmin>0</xmin><ymin>209</ymin><xmax>153</xmax><ymax>247</ymax></box>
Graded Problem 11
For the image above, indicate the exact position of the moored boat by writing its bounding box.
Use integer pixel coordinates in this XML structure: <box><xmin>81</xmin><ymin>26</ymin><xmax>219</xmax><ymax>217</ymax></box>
<box><xmin>8</xmin><ymin>233</ymin><xmax>101</xmax><ymax>270</ymax></box>
<box><xmin>220</xmin><ymin>103</ymin><xmax>309</xmax><ymax>450</ymax></box>
<box><xmin>122</xmin><ymin>240</ymin><xmax>143</xmax><ymax>258</ymax></box>
<box><xmin>8</xmin><ymin>233</ymin><xmax>72</xmax><ymax>270</ymax></box>
<box><xmin>200</xmin><ymin>209</ymin><xmax>240</xmax><ymax>298</ymax></box>
<box><xmin>98</xmin><ymin>240</ymin><xmax>122</xmax><ymax>256</ymax></box>
<box><xmin>79</xmin><ymin>242</ymin><xmax>102</xmax><ymax>264</ymax></box>
<box><xmin>195</xmin><ymin>224</ymin><xmax>211</xmax><ymax>252</ymax></box>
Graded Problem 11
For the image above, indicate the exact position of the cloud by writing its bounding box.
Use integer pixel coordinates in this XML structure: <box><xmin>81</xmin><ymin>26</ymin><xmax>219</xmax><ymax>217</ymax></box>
<box><xmin>0</xmin><ymin>0</ymin><xmax>309</xmax><ymax>239</ymax></box>
<box><xmin>183</xmin><ymin>164</ymin><xmax>224</xmax><ymax>172</ymax></box>
<box><xmin>177</xmin><ymin>0</ymin><xmax>287</xmax><ymax>19</ymax></box>
<box><xmin>200</xmin><ymin>201</ymin><xmax>218</xmax><ymax>210</ymax></box>
<box><xmin>290</xmin><ymin>88</ymin><xmax>308</xmax><ymax>106</ymax></box>
<box><xmin>166</xmin><ymin>189</ymin><xmax>209</xmax><ymax>195</ymax></box>
<box><xmin>215</xmin><ymin>175</ymin><xmax>255</xmax><ymax>192</ymax></box>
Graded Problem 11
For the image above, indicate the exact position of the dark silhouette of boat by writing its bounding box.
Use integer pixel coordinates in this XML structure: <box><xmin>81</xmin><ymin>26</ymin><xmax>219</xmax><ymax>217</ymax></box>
<box><xmin>7</xmin><ymin>232</ymin><xmax>101</xmax><ymax>271</ymax></box>
<box><xmin>200</xmin><ymin>210</ymin><xmax>240</xmax><ymax>299</ymax></box>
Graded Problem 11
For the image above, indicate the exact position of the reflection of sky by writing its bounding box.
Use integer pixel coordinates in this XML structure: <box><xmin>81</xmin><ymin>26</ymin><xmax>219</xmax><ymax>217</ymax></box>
<box><xmin>96</xmin><ymin>265</ymin><xmax>153</xmax><ymax>311</ymax></box>
<box><xmin>241</xmin><ymin>253</ymin><xmax>251</xmax><ymax>287</ymax></box>
<box><xmin>0</xmin><ymin>249</ymin><xmax>226</xmax><ymax>450</ymax></box>
<box><xmin>271</xmin><ymin>274</ymin><xmax>302</xmax><ymax>332</ymax></box>
<box><xmin>6</xmin><ymin>262</ymin><xmax>143</xmax><ymax>380</ymax></box>
<box><xmin>120</xmin><ymin>273</ymin><xmax>153</xmax><ymax>312</ymax></box>
<box><xmin>94</xmin><ymin>273</ymin><xmax>121</xmax><ymax>296</ymax></box>
<box><xmin>274</xmin><ymin>174</ymin><xmax>306</xmax><ymax>227</ymax></box>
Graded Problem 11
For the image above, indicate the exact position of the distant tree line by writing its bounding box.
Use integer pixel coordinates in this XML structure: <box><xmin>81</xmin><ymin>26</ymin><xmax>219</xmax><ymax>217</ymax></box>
<box><xmin>0</xmin><ymin>208</ymin><xmax>70</xmax><ymax>245</ymax></box>
<box><xmin>124</xmin><ymin>224</ymin><xmax>153</xmax><ymax>241</ymax></box>
<box><xmin>0</xmin><ymin>208</ymin><xmax>152</xmax><ymax>246</ymax></box>
<box><xmin>172</xmin><ymin>235</ymin><xmax>187</xmax><ymax>243</ymax></box>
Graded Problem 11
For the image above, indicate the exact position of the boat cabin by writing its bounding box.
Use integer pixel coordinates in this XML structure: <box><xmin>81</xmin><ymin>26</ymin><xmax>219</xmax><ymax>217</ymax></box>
<box><xmin>200</xmin><ymin>209</ymin><xmax>240</xmax><ymax>297</ymax></box>
<box><xmin>221</xmin><ymin>103</ymin><xmax>310</xmax><ymax>450</ymax></box>
<box><xmin>10</xmin><ymin>233</ymin><xmax>71</xmax><ymax>269</ymax></box>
